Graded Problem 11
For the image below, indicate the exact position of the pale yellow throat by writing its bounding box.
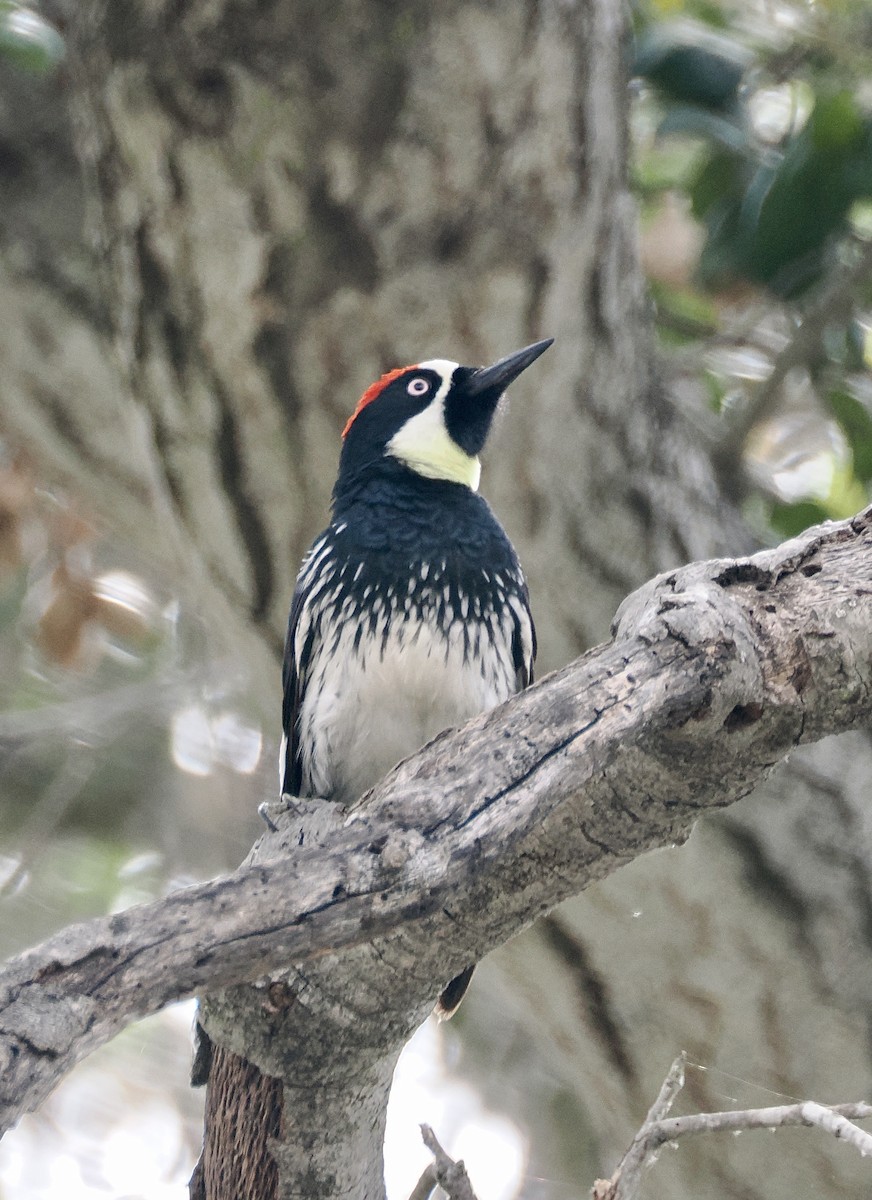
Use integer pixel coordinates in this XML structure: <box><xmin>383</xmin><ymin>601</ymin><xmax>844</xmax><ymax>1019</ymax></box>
<box><xmin>387</xmin><ymin>403</ymin><xmax>481</xmax><ymax>490</ymax></box>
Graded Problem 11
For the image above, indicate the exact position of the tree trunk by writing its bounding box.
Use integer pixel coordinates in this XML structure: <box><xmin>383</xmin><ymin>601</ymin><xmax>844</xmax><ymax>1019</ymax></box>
<box><xmin>2</xmin><ymin>0</ymin><xmax>872</xmax><ymax>1196</ymax></box>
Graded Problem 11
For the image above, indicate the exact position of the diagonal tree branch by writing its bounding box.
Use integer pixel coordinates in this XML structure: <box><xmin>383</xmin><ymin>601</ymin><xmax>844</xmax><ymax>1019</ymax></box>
<box><xmin>1</xmin><ymin>508</ymin><xmax>871</xmax><ymax>1138</ymax></box>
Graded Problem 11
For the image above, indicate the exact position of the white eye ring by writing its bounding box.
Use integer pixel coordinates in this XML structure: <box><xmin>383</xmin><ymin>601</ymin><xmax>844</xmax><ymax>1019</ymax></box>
<box><xmin>406</xmin><ymin>377</ymin><xmax>430</xmax><ymax>397</ymax></box>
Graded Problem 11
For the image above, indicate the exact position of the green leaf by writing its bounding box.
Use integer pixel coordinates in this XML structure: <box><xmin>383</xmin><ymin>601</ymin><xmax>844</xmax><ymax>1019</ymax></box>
<box><xmin>842</xmin><ymin>125</ymin><xmax>872</xmax><ymax>197</ymax></box>
<box><xmin>649</xmin><ymin>280</ymin><xmax>719</xmax><ymax>341</ymax></box>
<box><xmin>0</xmin><ymin>4</ymin><xmax>65</xmax><ymax>73</ymax></box>
<box><xmin>809</xmin><ymin>90</ymin><xmax>864</xmax><ymax>153</ymax></box>
<box><xmin>826</xmin><ymin>389</ymin><xmax>872</xmax><ymax>482</ymax></box>
<box><xmin>841</xmin><ymin>320</ymin><xmax>867</xmax><ymax>372</ymax></box>
<box><xmin>824</xmin><ymin>460</ymin><xmax>868</xmax><ymax>519</ymax></box>
<box><xmin>657</xmin><ymin>104</ymin><xmax>749</xmax><ymax>152</ymax></box>
<box><xmin>741</xmin><ymin>127</ymin><xmax>855</xmax><ymax>293</ymax></box>
<box><xmin>689</xmin><ymin>149</ymin><xmax>746</xmax><ymax>220</ymax></box>
<box><xmin>634</xmin><ymin>25</ymin><xmax>751</xmax><ymax>112</ymax></box>
<box><xmin>769</xmin><ymin>499</ymin><xmax>831</xmax><ymax>537</ymax></box>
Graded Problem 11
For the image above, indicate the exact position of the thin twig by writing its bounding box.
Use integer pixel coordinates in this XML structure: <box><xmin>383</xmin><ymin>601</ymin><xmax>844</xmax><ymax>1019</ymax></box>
<box><xmin>419</xmin><ymin>1124</ymin><xmax>478</xmax><ymax>1200</ymax></box>
<box><xmin>643</xmin><ymin>1053</ymin><xmax>687</xmax><ymax>1124</ymax></box>
<box><xmin>1</xmin><ymin>743</ymin><xmax>97</xmax><ymax>897</ymax></box>
<box><xmin>650</xmin><ymin>1100</ymin><xmax>872</xmax><ymax>1152</ymax></box>
<box><xmin>800</xmin><ymin>1102</ymin><xmax>872</xmax><ymax>1156</ymax></box>
<box><xmin>593</xmin><ymin>1054</ymin><xmax>872</xmax><ymax>1200</ymax></box>
<box><xmin>595</xmin><ymin>1054</ymin><xmax>686</xmax><ymax>1199</ymax></box>
<box><xmin>592</xmin><ymin>1055</ymin><xmax>686</xmax><ymax>1200</ymax></box>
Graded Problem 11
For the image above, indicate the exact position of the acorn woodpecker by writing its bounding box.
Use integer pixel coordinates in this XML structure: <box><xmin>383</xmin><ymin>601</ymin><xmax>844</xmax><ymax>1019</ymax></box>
<box><xmin>281</xmin><ymin>338</ymin><xmax>553</xmax><ymax>1011</ymax></box>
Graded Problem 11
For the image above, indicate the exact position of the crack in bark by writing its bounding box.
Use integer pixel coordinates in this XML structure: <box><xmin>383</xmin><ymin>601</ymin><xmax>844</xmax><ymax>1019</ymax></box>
<box><xmin>452</xmin><ymin>720</ymin><xmax>601</xmax><ymax>833</ymax></box>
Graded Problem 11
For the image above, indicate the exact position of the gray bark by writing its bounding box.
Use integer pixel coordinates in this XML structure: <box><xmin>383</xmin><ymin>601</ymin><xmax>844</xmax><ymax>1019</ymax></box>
<box><xmin>1</xmin><ymin>0</ymin><xmax>741</xmax><ymax>666</ymax></box>
<box><xmin>2</xmin><ymin>0</ymin><xmax>872</xmax><ymax>1196</ymax></box>
<box><xmin>1</xmin><ymin>509</ymin><xmax>871</xmax><ymax>1198</ymax></box>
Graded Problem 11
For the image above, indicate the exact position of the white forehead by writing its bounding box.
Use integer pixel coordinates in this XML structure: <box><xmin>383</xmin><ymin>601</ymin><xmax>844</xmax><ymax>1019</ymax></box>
<box><xmin>416</xmin><ymin>358</ymin><xmax>460</xmax><ymax>381</ymax></box>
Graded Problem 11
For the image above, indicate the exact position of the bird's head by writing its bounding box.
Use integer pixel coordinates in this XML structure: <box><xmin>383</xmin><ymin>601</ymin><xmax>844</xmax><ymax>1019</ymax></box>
<box><xmin>336</xmin><ymin>338</ymin><xmax>553</xmax><ymax>497</ymax></box>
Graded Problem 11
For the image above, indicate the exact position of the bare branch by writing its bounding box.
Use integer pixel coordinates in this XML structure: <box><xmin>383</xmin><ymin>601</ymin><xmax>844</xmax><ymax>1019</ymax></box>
<box><xmin>797</xmin><ymin>1103</ymin><xmax>872</xmax><ymax>1157</ymax></box>
<box><xmin>643</xmin><ymin>1053</ymin><xmax>686</xmax><ymax>1124</ymax></box>
<box><xmin>595</xmin><ymin>1060</ymin><xmax>872</xmax><ymax>1200</ymax></box>
<box><xmin>594</xmin><ymin>1053</ymin><xmax>687</xmax><ymax>1198</ymax></box>
<box><xmin>653</xmin><ymin>1100</ymin><xmax>872</xmax><ymax>1149</ymax></box>
<box><xmin>419</xmin><ymin>1125</ymin><xmax>478</xmax><ymax>1200</ymax></box>
<box><xmin>1</xmin><ymin>509</ymin><xmax>871</xmax><ymax>1135</ymax></box>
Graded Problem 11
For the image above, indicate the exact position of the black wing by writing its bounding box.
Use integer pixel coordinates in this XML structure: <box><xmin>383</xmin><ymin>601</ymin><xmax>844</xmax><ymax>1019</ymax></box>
<box><xmin>280</xmin><ymin>581</ymin><xmax>307</xmax><ymax>797</ymax></box>
<box><xmin>510</xmin><ymin>577</ymin><xmax>537</xmax><ymax>691</ymax></box>
<box><xmin>438</xmin><ymin>573</ymin><xmax>535</xmax><ymax>1020</ymax></box>
<box><xmin>280</xmin><ymin>534</ymin><xmax>329</xmax><ymax>798</ymax></box>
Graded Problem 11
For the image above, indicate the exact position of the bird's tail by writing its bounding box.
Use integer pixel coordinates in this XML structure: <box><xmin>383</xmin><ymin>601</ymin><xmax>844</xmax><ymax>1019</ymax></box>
<box><xmin>434</xmin><ymin>963</ymin><xmax>476</xmax><ymax>1020</ymax></box>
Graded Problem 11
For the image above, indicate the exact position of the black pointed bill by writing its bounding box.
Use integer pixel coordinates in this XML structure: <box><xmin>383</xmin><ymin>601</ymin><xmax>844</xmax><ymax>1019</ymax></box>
<box><xmin>464</xmin><ymin>338</ymin><xmax>554</xmax><ymax>398</ymax></box>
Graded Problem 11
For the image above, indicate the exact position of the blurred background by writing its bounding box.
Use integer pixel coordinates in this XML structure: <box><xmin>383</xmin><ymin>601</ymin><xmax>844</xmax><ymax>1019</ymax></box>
<box><xmin>2</xmin><ymin>0</ymin><xmax>872</xmax><ymax>1196</ymax></box>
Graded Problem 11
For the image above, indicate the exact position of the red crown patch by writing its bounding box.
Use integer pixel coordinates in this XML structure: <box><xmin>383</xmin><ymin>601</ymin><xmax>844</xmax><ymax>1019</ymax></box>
<box><xmin>342</xmin><ymin>366</ymin><xmax>417</xmax><ymax>439</ymax></box>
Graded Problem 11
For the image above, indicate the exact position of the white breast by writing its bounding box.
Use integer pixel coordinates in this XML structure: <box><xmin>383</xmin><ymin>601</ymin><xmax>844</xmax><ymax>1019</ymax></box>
<box><xmin>297</xmin><ymin>608</ymin><xmax>519</xmax><ymax>807</ymax></box>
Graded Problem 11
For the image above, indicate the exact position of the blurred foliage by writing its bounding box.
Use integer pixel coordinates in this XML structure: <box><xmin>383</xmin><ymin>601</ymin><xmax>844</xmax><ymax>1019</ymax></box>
<box><xmin>0</xmin><ymin>445</ymin><xmax>265</xmax><ymax>955</ymax></box>
<box><xmin>0</xmin><ymin>1</ymin><xmax>63</xmax><ymax>73</ymax></box>
<box><xmin>632</xmin><ymin>0</ymin><xmax>872</xmax><ymax>538</ymax></box>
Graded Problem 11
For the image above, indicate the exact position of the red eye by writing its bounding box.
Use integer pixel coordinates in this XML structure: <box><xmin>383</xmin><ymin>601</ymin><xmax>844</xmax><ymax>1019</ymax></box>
<box><xmin>406</xmin><ymin>377</ymin><xmax>430</xmax><ymax>397</ymax></box>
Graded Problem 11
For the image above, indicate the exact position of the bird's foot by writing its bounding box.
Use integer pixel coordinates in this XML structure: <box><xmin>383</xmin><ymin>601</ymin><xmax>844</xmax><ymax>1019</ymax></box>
<box><xmin>255</xmin><ymin>794</ymin><xmax>347</xmax><ymax>853</ymax></box>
